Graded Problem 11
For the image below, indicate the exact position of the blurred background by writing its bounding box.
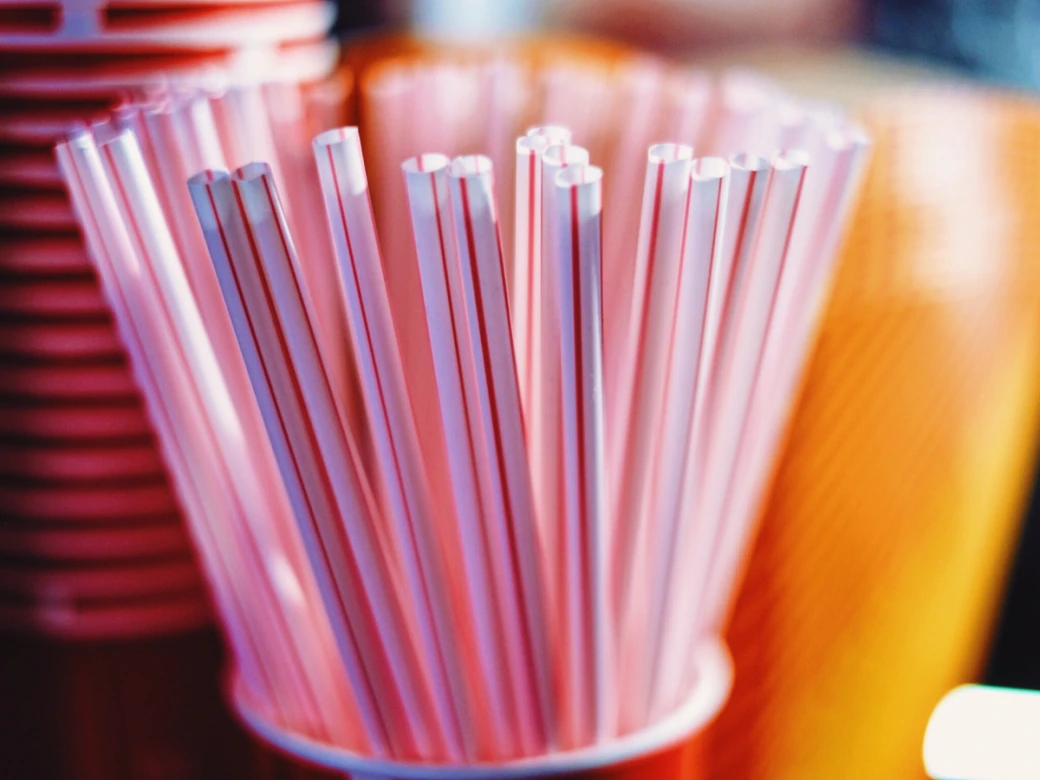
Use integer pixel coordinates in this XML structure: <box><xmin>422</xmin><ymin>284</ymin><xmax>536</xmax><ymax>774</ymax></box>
<box><xmin>3</xmin><ymin>0</ymin><xmax>1040</xmax><ymax>777</ymax></box>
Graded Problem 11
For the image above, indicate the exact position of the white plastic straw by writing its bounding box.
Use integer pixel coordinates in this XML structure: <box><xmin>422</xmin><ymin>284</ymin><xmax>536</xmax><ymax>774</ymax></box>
<box><xmin>532</xmin><ymin>143</ymin><xmax>590</xmax><ymax>626</ymax></box>
<box><xmin>709</xmin><ymin>130</ymin><xmax>871</xmax><ymax>632</ymax></box>
<box><xmin>669</xmin><ymin>152</ymin><xmax>811</xmax><ymax>696</ymax></box>
<box><xmin>447</xmin><ymin>154</ymin><xmax>555</xmax><ymax>751</ymax></box>
<box><xmin>312</xmin><ymin>130</ymin><xmax>477</xmax><ymax>759</ymax></box>
<box><xmin>58</xmin><ymin>131</ymin><xmax>342</xmax><ymax>742</ymax></box>
<box><xmin>191</xmin><ymin>166</ymin><xmax>440</xmax><ymax>759</ymax></box>
<box><xmin>551</xmin><ymin>163</ymin><xmax>610</xmax><ymax>747</ymax></box>
<box><xmin>402</xmin><ymin>152</ymin><xmax>524</xmax><ymax>758</ymax></box>
<box><xmin>608</xmin><ymin>144</ymin><xmax>693</xmax><ymax>623</ymax></box>
<box><xmin>512</xmin><ymin>133</ymin><xmax>551</xmax><ymax>428</ymax></box>
<box><xmin>641</xmin><ymin>158</ymin><xmax>730</xmax><ymax>721</ymax></box>
<box><xmin>57</xmin><ymin>133</ymin><xmax>282</xmax><ymax>721</ymax></box>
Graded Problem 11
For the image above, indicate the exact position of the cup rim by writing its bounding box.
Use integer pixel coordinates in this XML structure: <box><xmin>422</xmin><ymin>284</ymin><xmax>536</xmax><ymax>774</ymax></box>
<box><xmin>229</xmin><ymin>637</ymin><xmax>731</xmax><ymax>778</ymax></box>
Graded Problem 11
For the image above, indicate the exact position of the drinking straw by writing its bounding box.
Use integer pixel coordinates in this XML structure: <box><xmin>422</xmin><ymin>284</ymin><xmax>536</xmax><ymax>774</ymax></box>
<box><xmin>551</xmin><ymin>163</ymin><xmax>611</xmax><ymax>747</ymax></box>
<box><xmin>625</xmin><ymin>158</ymin><xmax>730</xmax><ymax>723</ymax></box>
<box><xmin>208</xmin><ymin>84</ymin><xmax>285</xmax><ymax>187</ymax></box>
<box><xmin>402</xmin><ymin>153</ymin><xmax>525</xmax><ymax>758</ymax></box>
<box><xmin>703</xmin><ymin>70</ymin><xmax>783</xmax><ymax>158</ymax></box>
<box><xmin>312</xmin><ymin>130</ymin><xmax>476</xmax><ymax>759</ymax></box>
<box><xmin>526</xmin><ymin>125</ymin><xmax>573</xmax><ymax>144</ymax></box>
<box><xmin>414</xmin><ymin>64</ymin><xmax>484</xmax><ymax>162</ymax></box>
<box><xmin>512</xmin><ymin>133</ymin><xmax>551</xmax><ymax>420</ymax></box>
<box><xmin>191</xmin><ymin>167</ymin><xmax>442</xmax><ymax>760</ymax></box>
<box><xmin>96</xmin><ymin>129</ymin><xmax>367</xmax><ymax>742</ymax></box>
<box><xmin>95</xmin><ymin>119</ymin><xmax>365</xmax><ymax>745</ymax></box>
<box><xmin>657</xmin><ymin>69</ymin><xmax>713</xmax><ymax>149</ymax></box>
<box><xmin>57</xmin><ymin>132</ymin><xmax>332</xmax><ymax>741</ymax></box>
<box><xmin>696</xmin><ymin>153</ymin><xmax>771</xmax><ymax>451</ymax></box>
<box><xmin>483</xmin><ymin>59</ymin><xmax>529</xmax><ymax>281</ymax></box>
<box><xmin>361</xmin><ymin>69</ymin><xmax>457</xmax><ymax>540</ymax></box>
<box><xmin>667</xmin><ymin>152</ymin><xmax>811</xmax><ymax>698</ymax></box>
<box><xmin>57</xmin><ymin>132</ymin><xmax>278</xmax><ymax>720</ymax></box>
<box><xmin>707</xmin><ymin>129</ymin><xmax>871</xmax><ymax>633</ymax></box>
<box><xmin>607</xmin><ymin>144</ymin><xmax>693</xmax><ymax>622</ymax></box>
<box><xmin>512</xmin><ymin>125</ymin><xmax>572</xmax><ymax>417</ymax></box>
<box><xmin>601</xmin><ymin>60</ymin><xmax>667</xmax><ymax>346</ymax></box>
<box><xmin>447</xmin><ymin>154</ymin><xmax>554</xmax><ymax>750</ymax></box>
<box><xmin>139</xmin><ymin>95</ymin><xmax>224</xmax><ymax>275</ymax></box>
<box><xmin>533</xmin><ymin>142</ymin><xmax>590</xmax><ymax>637</ymax></box>
<box><xmin>360</xmin><ymin>63</ymin><xmax>422</xmax><ymax>320</ymax></box>
<box><xmin>537</xmin><ymin>64</ymin><xmax>613</xmax><ymax>164</ymax></box>
<box><xmin>262</xmin><ymin>80</ymin><xmax>356</xmax><ymax>421</ymax></box>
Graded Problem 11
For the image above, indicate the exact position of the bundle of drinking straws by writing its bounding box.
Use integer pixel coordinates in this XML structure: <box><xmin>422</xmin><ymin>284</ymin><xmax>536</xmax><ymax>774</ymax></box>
<box><xmin>55</xmin><ymin>59</ymin><xmax>868</xmax><ymax>770</ymax></box>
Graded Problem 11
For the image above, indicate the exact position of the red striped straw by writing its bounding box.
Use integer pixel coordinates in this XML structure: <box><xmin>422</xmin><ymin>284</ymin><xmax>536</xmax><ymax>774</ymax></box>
<box><xmin>57</xmin><ymin>132</ymin><xmax>281</xmax><ymax>721</ymax></box>
<box><xmin>208</xmin><ymin>84</ymin><xmax>286</xmax><ymax>188</ymax></box>
<box><xmin>263</xmin><ymin>80</ymin><xmax>354</xmax><ymax>412</ymax></box>
<box><xmin>712</xmin><ymin>130</ymin><xmax>872</xmax><ymax>631</ymax></box>
<box><xmin>608</xmin><ymin>143</ymin><xmax>693</xmax><ymax>624</ymax></box>
<box><xmin>533</xmin><ymin>142</ymin><xmax>590</xmax><ymax>631</ymax></box>
<box><xmin>696</xmin><ymin>153</ymin><xmax>772</xmax><ymax>451</ymax></box>
<box><xmin>57</xmin><ymin>131</ymin><xmax>350</xmax><ymax>743</ymax></box>
<box><xmin>402</xmin><ymin>153</ymin><xmax>532</xmax><ymax>758</ymax></box>
<box><xmin>601</xmin><ymin>61</ymin><xmax>667</xmax><ymax>340</ymax></box>
<box><xmin>361</xmin><ymin>76</ymin><xmax>459</xmax><ymax>561</ymax></box>
<box><xmin>512</xmin><ymin>128</ymin><xmax>571</xmax><ymax>430</ymax></box>
<box><xmin>140</xmin><ymin>95</ymin><xmax>224</xmax><ymax>275</ymax></box>
<box><xmin>641</xmin><ymin>158</ymin><xmax>730</xmax><ymax>722</ymax></box>
<box><xmin>312</xmin><ymin>129</ymin><xmax>480</xmax><ymax>759</ymax></box>
<box><xmin>551</xmin><ymin>163</ymin><xmax>611</xmax><ymax>747</ymax></box>
<box><xmin>102</xmin><ymin>134</ymin><xmax>363</xmax><ymax>743</ymax></box>
<box><xmin>671</xmin><ymin>152</ymin><xmax>811</xmax><ymax>696</ymax></box>
<box><xmin>703</xmin><ymin>70</ymin><xmax>783</xmax><ymax>158</ymax></box>
<box><xmin>447</xmin><ymin>154</ymin><xmax>555</xmax><ymax>751</ymax></box>
<box><xmin>538</xmin><ymin>65</ymin><xmax>614</xmax><ymax>165</ymax></box>
<box><xmin>512</xmin><ymin>133</ymin><xmax>549</xmax><ymax>424</ymax></box>
<box><xmin>190</xmin><ymin>165</ymin><xmax>443</xmax><ymax>760</ymax></box>
<box><xmin>483</xmin><ymin>60</ymin><xmax>528</xmax><ymax>280</ymax></box>
<box><xmin>657</xmin><ymin>69</ymin><xmax>713</xmax><ymax>149</ymax></box>
<box><xmin>106</xmin><ymin>108</ymin><xmax>362</xmax><ymax>745</ymax></box>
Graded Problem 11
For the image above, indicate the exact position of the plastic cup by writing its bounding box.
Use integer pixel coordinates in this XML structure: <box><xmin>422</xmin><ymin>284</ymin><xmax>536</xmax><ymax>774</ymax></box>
<box><xmin>232</xmin><ymin>639</ymin><xmax>731</xmax><ymax>780</ymax></box>
<box><xmin>0</xmin><ymin>516</ymin><xmax>189</xmax><ymax>560</ymax></box>
<box><xmin>0</xmin><ymin>627</ymin><xmax>254</xmax><ymax>777</ymax></box>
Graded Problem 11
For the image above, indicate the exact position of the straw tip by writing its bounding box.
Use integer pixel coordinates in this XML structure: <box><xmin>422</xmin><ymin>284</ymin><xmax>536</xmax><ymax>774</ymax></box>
<box><xmin>312</xmin><ymin>126</ymin><xmax>360</xmax><ymax>150</ymax></box>
<box><xmin>543</xmin><ymin>143</ymin><xmax>590</xmax><ymax>168</ymax></box>
<box><xmin>232</xmin><ymin>161</ymin><xmax>275</xmax><ymax>183</ymax></box>
<box><xmin>402</xmin><ymin>154</ymin><xmax>450</xmax><ymax>176</ymax></box>
<box><xmin>691</xmin><ymin>157</ymin><xmax>729</xmax><ymax>182</ymax></box>
<box><xmin>187</xmin><ymin>168</ymin><xmax>230</xmax><ymax>188</ymax></box>
<box><xmin>773</xmin><ymin>149</ymin><xmax>811</xmax><ymax>170</ymax></box>
<box><xmin>449</xmin><ymin>155</ymin><xmax>493</xmax><ymax>178</ymax></box>
<box><xmin>90</xmin><ymin>119</ymin><xmax>120</xmax><ymax>146</ymax></box>
<box><xmin>517</xmin><ymin>135</ymin><xmax>552</xmax><ymax>155</ymax></box>
<box><xmin>729</xmin><ymin>152</ymin><xmax>769</xmax><ymax>172</ymax></box>
<box><xmin>555</xmin><ymin>164</ymin><xmax>603</xmax><ymax>188</ymax></box>
<box><xmin>648</xmin><ymin>143</ymin><xmax>694</xmax><ymax>165</ymax></box>
<box><xmin>61</xmin><ymin>126</ymin><xmax>94</xmax><ymax>149</ymax></box>
<box><xmin>525</xmin><ymin>124</ymin><xmax>572</xmax><ymax>144</ymax></box>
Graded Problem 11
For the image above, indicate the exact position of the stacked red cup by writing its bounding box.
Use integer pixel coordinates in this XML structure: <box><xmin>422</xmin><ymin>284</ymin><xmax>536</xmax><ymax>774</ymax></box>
<box><xmin>0</xmin><ymin>0</ymin><xmax>337</xmax><ymax>639</ymax></box>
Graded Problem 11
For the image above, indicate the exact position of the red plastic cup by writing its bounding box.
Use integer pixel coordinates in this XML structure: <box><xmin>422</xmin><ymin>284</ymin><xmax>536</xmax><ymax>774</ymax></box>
<box><xmin>232</xmin><ymin>640</ymin><xmax>731</xmax><ymax>780</ymax></box>
<box><xmin>0</xmin><ymin>627</ymin><xmax>257</xmax><ymax>778</ymax></box>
